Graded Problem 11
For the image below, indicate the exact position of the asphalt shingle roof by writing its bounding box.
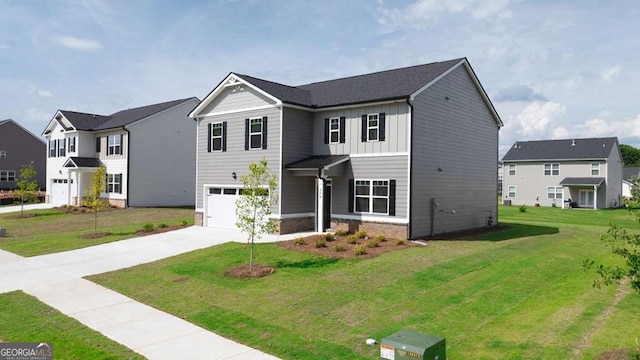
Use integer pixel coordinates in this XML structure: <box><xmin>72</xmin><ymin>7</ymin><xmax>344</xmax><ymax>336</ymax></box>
<box><xmin>623</xmin><ymin>167</ymin><xmax>640</xmax><ymax>181</ymax></box>
<box><xmin>559</xmin><ymin>177</ymin><xmax>605</xmax><ymax>186</ymax></box>
<box><xmin>286</xmin><ymin>155</ymin><xmax>350</xmax><ymax>170</ymax></box>
<box><xmin>237</xmin><ymin>58</ymin><xmax>464</xmax><ymax>108</ymax></box>
<box><xmin>63</xmin><ymin>157</ymin><xmax>103</xmax><ymax>168</ymax></box>
<box><xmin>502</xmin><ymin>137</ymin><xmax>618</xmax><ymax>161</ymax></box>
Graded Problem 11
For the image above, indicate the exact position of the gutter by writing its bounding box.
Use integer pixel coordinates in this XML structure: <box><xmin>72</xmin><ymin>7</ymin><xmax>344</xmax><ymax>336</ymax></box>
<box><xmin>407</xmin><ymin>98</ymin><xmax>414</xmax><ymax>240</ymax></box>
<box><xmin>124</xmin><ymin>127</ymin><xmax>131</xmax><ymax>208</ymax></box>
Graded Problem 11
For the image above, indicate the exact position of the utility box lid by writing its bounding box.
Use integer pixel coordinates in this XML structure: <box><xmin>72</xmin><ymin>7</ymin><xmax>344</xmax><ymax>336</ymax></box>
<box><xmin>380</xmin><ymin>329</ymin><xmax>446</xmax><ymax>360</ymax></box>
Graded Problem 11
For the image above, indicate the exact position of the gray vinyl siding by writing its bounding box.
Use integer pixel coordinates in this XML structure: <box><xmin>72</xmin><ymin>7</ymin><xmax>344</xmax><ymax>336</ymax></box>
<box><xmin>312</xmin><ymin>102</ymin><xmax>409</xmax><ymax>155</ymax></box>
<box><xmin>0</xmin><ymin>121</ymin><xmax>46</xmax><ymax>190</ymax></box>
<box><xmin>411</xmin><ymin>64</ymin><xmax>499</xmax><ymax>238</ymax></box>
<box><xmin>199</xmin><ymin>87</ymin><xmax>275</xmax><ymax>115</ymax></box>
<box><xmin>281</xmin><ymin>107</ymin><xmax>315</xmax><ymax>214</ymax></box>
<box><xmin>332</xmin><ymin>155</ymin><xmax>408</xmax><ymax>219</ymax></box>
<box><xmin>196</xmin><ymin>106</ymin><xmax>281</xmax><ymax>211</ymax></box>
<box><xmin>606</xmin><ymin>145</ymin><xmax>623</xmax><ymax>207</ymax></box>
<box><xmin>127</xmin><ymin>99</ymin><xmax>198</xmax><ymax>207</ymax></box>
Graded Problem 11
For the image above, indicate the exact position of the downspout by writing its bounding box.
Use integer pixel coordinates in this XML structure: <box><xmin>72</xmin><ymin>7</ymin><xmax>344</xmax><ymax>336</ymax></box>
<box><xmin>124</xmin><ymin>127</ymin><xmax>131</xmax><ymax>208</ymax></box>
<box><xmin>407</xmin><ymin>98</ymin><xmax>414</xmax><ymax>239</ymax></box>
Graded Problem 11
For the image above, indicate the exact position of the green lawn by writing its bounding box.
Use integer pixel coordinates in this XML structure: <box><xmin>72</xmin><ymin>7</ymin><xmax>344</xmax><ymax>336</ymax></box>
<box><xmin>0</xmin><ymin>291</ymin><xmax>144</xmax><ymax>359</ymax></box>
<box><xmin>0</xmin><ymin>207</ymin><xmax>194</xmax><ymax>256</ymax></box>
<box><xmin>89</xmin><ymin>206</ymin><xmax>640</xmax><ymax>359</ymax></box>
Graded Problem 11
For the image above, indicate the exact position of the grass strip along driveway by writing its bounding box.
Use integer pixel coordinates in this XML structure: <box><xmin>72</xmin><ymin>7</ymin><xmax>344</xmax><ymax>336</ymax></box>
<box><xmin>0</xmin><ymin>207</ymin><xmax>194</xmax><ymax>256</ymax></box>
<box><xmin>0</xmin><ymin>291</ymin><xmax>145</xmax><ymax>359</ymax></box>
<box><xmin>89</xmin><ymin>205</ymin><xmax>640</xmax><ymax>359</ymax></box>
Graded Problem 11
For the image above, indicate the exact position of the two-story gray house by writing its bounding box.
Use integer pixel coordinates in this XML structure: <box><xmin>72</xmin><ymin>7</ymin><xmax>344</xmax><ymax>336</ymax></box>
<box><xmin>190</xmin><ymin>58</ymin><xmax>502</xmax><ymax>239</ymax></box>
<box><xmin>42</xmin><ymin>98</ymin><xmax>199</xmax><ymax>208</ymax></box>
<box><xmin>0</xmin><ymin>119</ymin><xmax>46</xmax><ymax>190</ymax></box>
<box><xmin>502</xmin><ymin>137</ymin><xmax>623</xmax><ymax>209</ymax></box>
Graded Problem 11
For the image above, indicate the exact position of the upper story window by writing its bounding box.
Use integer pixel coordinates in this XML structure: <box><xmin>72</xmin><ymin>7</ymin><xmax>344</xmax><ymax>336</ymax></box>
<box><xmin>330</xmin><ymin>118</ymin><xmax>340</xmax><ymax>143</ymax></box>
<box><xmin>49</xmin><ymin>140</ymin><xmax>56</xmax><ymax>157</ymax></box>
<box><xmin>57</xmin><ymin>138</ymin><xmax>66</xmax><ymax>157</ymax></box>
<box><xmin>107</xmin><ymin>173</ymin><xmax>122</xmax><ymax>194</ymax></box>
<box><xmin>96</xmin><ymin>137</ymin><xmax>101</xmax><ymax>153</ymax></box>
<box><xmin>544</xmin><ymin>163</ymin><xmax>559</xmax><ymax>176</ymax></box>
<box><xmin>68</xmin><ymin>137</ymin><xmax>76</xmax><ymax>153</ymax></box>
<box><xmin>324</xmin><ymin>117</ymin><xmax>345</xmax><ymax>144</ymax></box>
<box><xmin>0</xmin><ymin>150</ymin><xmax>5</xmax><ymax>158</ymax></box>
<box><xmin>0</xmin><ymin>170</ymin><xmax>16</xmax><ymax>182</ymax></box>
<box><xmin>591</xmin><ymin>163</ymin><xmax>600</xmax><ymax>176</ymax></box>
<box><xmin>244</xmin><ymin>117</ymin><xmax>267</xmax><ymax>150</ymax></box>
<box><xmin>108</xmin><ymin>135</ymin><xmax>123</xmax><ymax>155</ymax></box>
<box><xmin>208</xmin><ymin>122</ymin><xmax>227</xmax><ymax>152</ymax></box>
<box><xmin>508</xmin><ymin>164</ymin><xmax>516</xmax><ymax>176</ymax></box>
<box><xmin>361</xmin><ymin>113</ymin><xmax>386</xmax><ymax>142</ymax></box>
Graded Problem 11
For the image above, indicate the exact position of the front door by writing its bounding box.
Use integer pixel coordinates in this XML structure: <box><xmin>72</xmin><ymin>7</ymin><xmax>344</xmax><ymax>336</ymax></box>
<box><xmin>323</xmin><ymin>180</ymin><xmax>332</xmax><ymax>230</ymax></box>
<box><xmin>579</xmin><ymin>189</ymin><xmax>594</xmax><ymax>208</ymax></box>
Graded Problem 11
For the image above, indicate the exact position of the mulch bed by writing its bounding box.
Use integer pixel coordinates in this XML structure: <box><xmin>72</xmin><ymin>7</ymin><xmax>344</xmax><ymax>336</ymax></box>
<box><xmin>3</xmin><ymin>214</ymin><xmax>36</xmax><ymax>219</ymax></box>
<box><xmin>597</xmin><ymin>349</ymin><xmax>634</xmax><ymax>360</ymax></box>
<box><xmin>80</xmin><ymin>232</ymin><xmax>111</xmax><ymax>239</ymax></box>
<box><xmin>278</xmin><ymin>233</ymin><xmax>417</xmax><ymax>259</ymax></box>
<box><xmin>134</xmin><ymin>225</ymin><xmax>185</xmax><ymax>236</ymax></box>
<box><xmin>225</xmin><ymin>264</ymin><xmax>276</xmax><ymax>278</ymax></box>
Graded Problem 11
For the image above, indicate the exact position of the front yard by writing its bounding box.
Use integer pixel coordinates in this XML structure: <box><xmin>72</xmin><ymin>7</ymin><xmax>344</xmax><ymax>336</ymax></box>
<box><xmin>87</xmin><ymin>206</ymin><xmax>640</xmax><ymax>359</ymax></box>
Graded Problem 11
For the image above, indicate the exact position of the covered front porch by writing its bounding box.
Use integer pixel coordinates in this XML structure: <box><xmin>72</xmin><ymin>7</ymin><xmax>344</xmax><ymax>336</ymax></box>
<box><xmin>559</xmin><ymin>177</ymin><xmax>605</xmax><ymax>209</ymax></box>
<box><xmin>63</xmin><ymin>157</ymin><xmax>103</xmax><ymax>207</ymax></box>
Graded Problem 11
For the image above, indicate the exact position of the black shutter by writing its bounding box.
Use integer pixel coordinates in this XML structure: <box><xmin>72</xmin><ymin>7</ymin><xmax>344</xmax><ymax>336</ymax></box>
<box><xmin>379</xmin><ymin>113</ymin><xmax>386</xmax><ymax>141</ymax></box>
<box><xmin>361</xmin><ymin>115</ymin><xmax>367</xmax><ymax>142</ymax></box>
<box><xmin>207</xmin><ymin>123</ymin><xmax>212</xmax><ymax>152</ymax></box>
<box><xmin>324</xmin><ymin>118</ymin><xmax>329</xmax><ymax>144</ymax></box>
<box><xmin>339</xmin><ymin>116</ymin><xmax>346</xmax><ymax>143</ymax></box>
<box><xmin>262</xmin><ymin>116</ymin><xmax>268</xmax><ymax>149</ymax></box>
<box><xmin>348</xmin><ymin>179</ymin><xmax>354</xmax><ymax>213</ymax></box>
<box><xmin>244</xmin><ymin>119</ymin><xmax>249</xmax><ymax>150</ymax></box>
<box><xmin>118</xmin><ymin>174</ymin><xmax>123</xmax><ymax>194</ymax></box>
<box><xmin>222</xmin><ymin>121</ymin><xmax>227</xmax><ymax>152</ymax></box>
<box><xmin>96</xmin><ymin>137</ymin><xmax>101</xmax><ymax>153</ymax></box>
<box><xmin>389</xmin><ymin>179</ymin><xmax>396</xmax><ymax>216</ymax></box>
<box><xmin>119</xmin><ymin>134</ymin><xmax>123</xmax><ymax>154</ymax></box>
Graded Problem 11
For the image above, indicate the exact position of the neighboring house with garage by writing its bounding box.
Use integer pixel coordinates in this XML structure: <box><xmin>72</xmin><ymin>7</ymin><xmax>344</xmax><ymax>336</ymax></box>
<box><xmin>190</xmin><ymin>58</ymin><xmax>502</xmax><ymax>239</ymax></box>
<box><xmin>0</xmin><ymin>119</ymin><xmax>46</xmax><ymax>190</ymax></box>
<box><xmin>501</xmin><ymin>137</ymin><xmax>623</xmax><ymax>209</ymax></box>
<box><xmin>42</xmin><ymin>98</ymin><xmax>199</xmax><ymax>207</ymax></box>
<box><xmin>622</xmin><ymin>167</ymin><xmax>640</xmax><ymax>199</ymax></box>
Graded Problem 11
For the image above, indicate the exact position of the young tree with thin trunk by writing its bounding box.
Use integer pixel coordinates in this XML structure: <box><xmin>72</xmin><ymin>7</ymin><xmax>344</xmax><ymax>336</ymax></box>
<box><xmin>235</xmin><ymin>158</ymin><xmax>278</xmax><ymax>271</ymax></box>
<box><xmin>83</xmin><ymin>165</ymin><xmax>109</xmax><ymax>234</ymax></box>
<box><xmin>14</xmin><ymin>161</ymin><xmax>39</xmax><ymax>217</ymax></box>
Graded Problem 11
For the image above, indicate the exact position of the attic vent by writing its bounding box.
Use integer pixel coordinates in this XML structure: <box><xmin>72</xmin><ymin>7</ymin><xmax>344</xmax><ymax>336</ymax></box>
<box><xmin>571</xmin><ymin>139</ymin><xmax>576</xmax><ymax>146</ymax></box>
<box><xmin>603</xmin><ymin>143</ymin><xmax>606</xmax><ymax>147</ymax></box>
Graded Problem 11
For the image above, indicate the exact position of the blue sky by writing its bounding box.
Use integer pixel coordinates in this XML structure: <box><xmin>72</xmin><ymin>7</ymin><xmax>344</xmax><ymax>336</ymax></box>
<box><xmin>1</xmin><ymin>0</ymin><xmax>639</xmax><ymax>157</ymax></box>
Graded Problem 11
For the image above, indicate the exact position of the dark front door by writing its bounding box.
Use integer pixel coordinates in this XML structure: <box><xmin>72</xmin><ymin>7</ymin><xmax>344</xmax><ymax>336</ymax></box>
<box><xmin>323</xmin><ymin>182</ymin><xmax>332</xmax><ymax>230</ymax></box>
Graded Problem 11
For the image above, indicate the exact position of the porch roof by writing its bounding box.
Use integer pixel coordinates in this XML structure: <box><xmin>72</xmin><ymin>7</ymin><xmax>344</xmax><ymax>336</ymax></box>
<box><xmin>559</xmin><ymin>177</ymin><xmax>605</xmax><ymax>186</ymax></box>
<box><xmin>63</xmin><ymin>157</ymin><xmax>103</xmax><ymax>168</ymax></box>
<box><xmin>285</xmin><ymin>155</ymin><xmax>350</xmax><ymax>170</ymax></box>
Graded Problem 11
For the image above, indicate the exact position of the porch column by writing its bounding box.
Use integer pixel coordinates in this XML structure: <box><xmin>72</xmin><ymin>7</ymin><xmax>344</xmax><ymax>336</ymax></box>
<box><xmin>66</xmin><ymin>171</ymin><xmax>72</xmax><ymax>205</ymax></box>
<box><xmin>76</xmin><ymin>171</ymin><xmax>82</xmax><ymax>206</ymax></box>
<box><xmin>593</xmin><ymin>185</ymin><xmax>597</xmax><ymax>209</ymax></box>
<box><xmin>316</xmin><ymin>178</ymin><xmax>324</xmax><ymax>232</ymax></box>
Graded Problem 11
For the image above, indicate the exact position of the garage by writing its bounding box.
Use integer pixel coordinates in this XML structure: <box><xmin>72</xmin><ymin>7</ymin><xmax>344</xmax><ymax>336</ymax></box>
<box><xmin>205</xmin><ymin>186</ymin><xmax>241</xmax><ymax>228</ymax></box>
<box><xmin>49</xmin><ymin>178</ymin><xmax>70</xmax><ymax>205</ymax></box>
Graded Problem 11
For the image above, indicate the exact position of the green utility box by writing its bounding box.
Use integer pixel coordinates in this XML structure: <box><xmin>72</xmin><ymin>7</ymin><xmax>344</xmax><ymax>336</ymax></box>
<box><xmin>380</xmin><ymin>329</ymin><xmax>446</xmax><ymax>360</ymax></box>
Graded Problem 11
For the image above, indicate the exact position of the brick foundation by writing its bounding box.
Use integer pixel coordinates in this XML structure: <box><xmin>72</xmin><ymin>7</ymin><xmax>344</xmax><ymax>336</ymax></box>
<box><xmin>330</xmin><ymin>219</ymin><xmax>407</xmax><ymax>240</ymax></box>
<box><xmin>278</xmin><ymin>217</ymin><xmax>315</xmax><ymax>234</ymax></box>
<box><xmin>194</xmin><ymin>212</ymin><xmax>203</xmax><ymax>226</ymax></box>
<box><xmin>108</xmin><ymin>198</ymin><xmax>126</xmax><ymax>208</ymax></box>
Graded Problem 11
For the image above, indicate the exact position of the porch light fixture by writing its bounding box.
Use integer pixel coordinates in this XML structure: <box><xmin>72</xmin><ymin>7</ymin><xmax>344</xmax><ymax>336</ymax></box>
<box><xmin>232</xmin><ymin>172</ymin><xmax>237</xmax><ymax>180</ymax></box>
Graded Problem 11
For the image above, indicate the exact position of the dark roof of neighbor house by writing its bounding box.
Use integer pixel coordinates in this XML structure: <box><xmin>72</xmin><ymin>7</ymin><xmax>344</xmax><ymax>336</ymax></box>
<box><xmin>623</xmin><ymin>167</ymin><xmax>640</xmax><ymax>181</ymax></box>
<box><xmin>502</xmin><ymin>137</ymin><xmax>619</xmax><ymax>161</ymax></box>
<box><xmin>63</xmin><ymin>157</ymin><xmax>103</xmax><ymax>168</ymax></box>
<box><xmin>286</xmin><ymin>155</ymin><xmax>350</xmax><ymax>170</ymax></box>
<box><xmin>58</xmin><ymin>98</ymin><xmax>196</xmax><ymax>131</ymax></box>
<box><xmin>237</xmin><ymin>58</ymin><xmax>464</xmax><ymax>108</ymax></box>
<box><xmin>559</xmin><ymin>177</ymin><xmax>605</xmax><ymax>186</ymax></box>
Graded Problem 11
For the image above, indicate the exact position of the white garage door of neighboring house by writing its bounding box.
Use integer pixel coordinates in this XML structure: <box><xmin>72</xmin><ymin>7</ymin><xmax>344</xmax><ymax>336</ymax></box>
<box><xmin>206</xmin><ymin>187</ymin><xmax>241</xmax><ymax>228</ymax></box>
<box><xmin>50</xmin><ymin>179</ymin><xmax>70</xmax><ymax>205</ymax></box>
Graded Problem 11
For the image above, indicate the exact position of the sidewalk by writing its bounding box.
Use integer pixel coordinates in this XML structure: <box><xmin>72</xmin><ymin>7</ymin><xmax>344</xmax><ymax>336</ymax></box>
<box><xmin>0</xmin><ymin>214</ymin><xmax>315</xmax><ymax>359</ymax></box>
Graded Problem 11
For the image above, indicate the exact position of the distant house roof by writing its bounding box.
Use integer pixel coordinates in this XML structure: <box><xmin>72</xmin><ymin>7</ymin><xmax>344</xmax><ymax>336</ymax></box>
<box><xmin>559</xmin><ymin>177</ymin><xmax>605</xmax><ymax>187</ymax></box>
<box><xmin>623</xmin><ymin>167</ymin><xmax>640</xmax><ymax>181</ymax></box>
<box><xmin>286</xmin><ymin>155</ymin><xmax>350</xmax><ymax>170</ymax></box>
<box><xmin>502</xmin><ymin>137</ymin><xmax>619</xmax><ymax>162</ymax></box>
<box><xmin>55</xmin><ymin>98</ymin><xmax>197</xmax><ymax>132</ymax></box>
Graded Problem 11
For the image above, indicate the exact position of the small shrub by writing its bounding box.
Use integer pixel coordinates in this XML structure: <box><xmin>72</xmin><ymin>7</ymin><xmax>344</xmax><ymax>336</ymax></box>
<box><xmin>355</xmin><ymin>230</ymin><xmax>368</xmax><ymax>239</ymax></box>
<box><xmin>519</xmin><ymin>205</ymin><xmax>527</xmax><ymax>213</ymax></box>
<box><xmin>324</xmin><ymin>233</ymin><xmax>336</xmax><ymax>242</ymax></box>
<box><xmin>181</xmin><ymin>220</ymin><xmax>188</xmax><ymax>226</ymax></box>
<box><xmin>334</xmin><ymin>245</ymin><xmax>346</xmax><ymax>252</ymax></box>
<box><xmin>143</xmin><ymin>223</ymin><xmax>155</xmax><ymax>232</ymax></box>
<box><xmin>375</xmin><ymin>234</ymin><xmax>386</xmax><ymax>242</ymax></box>
<box><xmin>158</xmin><ymin>223</ymin><xmax>167</xmax><ymax>228</ymax></box>
<box><xmin>335</xmin><ymin>229</ymin><xmax>349</xmax><ymax>236</ymax></box>
<box><xmin>347</xmin><ymin>235</ymin><xmax>358</xmax><ymax>244</ymax></box>
<box><xmin>353</xmin><ymin>245</ymin><xmax>367</xmax><ymax>256</ymax></box>
<box><xmin>294</xmin><ymin>237</ymin><xmax>306</xmax><ymax>245</ymax></box>
<box><xmin>315</xmin><ymin>237</ymin><xmax>327</xmax><ymax>248</ymax></box>
<box><xmin>367</xmin><ymin>238</ymin><xmax>381</xmax><ymax>248</ymax></box>
<box><xmin>396</xmin><ymin>239</ymin><xmax>405</xmax><ymax>246</ymax></box>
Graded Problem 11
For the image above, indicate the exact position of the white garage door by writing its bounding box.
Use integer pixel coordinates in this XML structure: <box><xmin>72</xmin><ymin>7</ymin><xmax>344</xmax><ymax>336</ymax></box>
<box><xmin>206</xmin><ymin>187</ymin><xmax>241</xmax><ymax>228</ymax></box>
<box><xmin>50</xmin><ymin>179</ymin><xmax>69</xmax><ymax>205</ymax></box>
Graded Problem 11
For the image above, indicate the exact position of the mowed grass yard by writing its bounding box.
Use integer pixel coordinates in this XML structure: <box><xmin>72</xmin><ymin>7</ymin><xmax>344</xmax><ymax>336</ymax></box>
<box><xmin>89</xmin><ymin>206</ymin><xmax>640</xmax><ymax>360</ymax></box>
<box><xmin>0</xmin><ymin>207</ymin><xmax>194</xmax><ymax>256</ymax></box>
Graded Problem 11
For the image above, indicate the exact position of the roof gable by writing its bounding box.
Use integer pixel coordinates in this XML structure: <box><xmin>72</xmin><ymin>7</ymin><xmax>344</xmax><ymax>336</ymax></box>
<box><xmin>1</xmin><ymin>118</ymin><xmax>46</xmax><ymax>144</ymax></box>
<box><xmin>502</xmin><ymin>137</ymin><xmax>619</xmax><ymax>161</ymax></box>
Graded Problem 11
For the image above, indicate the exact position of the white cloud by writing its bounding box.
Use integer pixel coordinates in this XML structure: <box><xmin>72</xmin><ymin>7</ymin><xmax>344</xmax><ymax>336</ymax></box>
<box><xmin>53</xmin><ymin>35</ymin><xmax>102</xmax><ymax>51</ymax></box>
<box><xmin>576</xmin><ymin>114</ymin><xmax>640</xmax><ymax>138</ymax></box>
<box><xmin>514</xmin><ymin>101</ymin><xmax>567</xmax><ymax>138</ymax></box>
<box><xmin>493</xmin><ymin>85</ymin><xmax>547</xmax><ymax>102</ymax></box>
<box><xmin>600</xmin><ymin>66</ymin><xmax>621</xmax><ymax>84</ymax></box>
<box><xmin>25</xmin><ymin>107</ymin><xmax>51</xmax><ymax>122</ymax></box>
<box><xmin>0</xmin><ymin>44</ymin><xmax>10</xmax><ymax>50</ymax></box>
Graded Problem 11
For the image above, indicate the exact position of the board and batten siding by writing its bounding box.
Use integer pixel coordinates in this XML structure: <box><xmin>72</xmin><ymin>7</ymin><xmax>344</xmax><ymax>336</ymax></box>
<box><xmin>312</xmin><ymin>102</ymin><xmax>410</xmax><ymax>155</ymax></box>
<box><xmin>96</xmin><ymin>130</ymin><xmax>127</xmax><ymax>161</ymax></box>
<box><xmin>196</xmin><ymin>106</ymin><xmax>281</xmax><ymax>211</ymax></box>
<box><xmin>281</xmin><ymin>107</ymin><xmax>315</xmax><ymax>215</ymax></box>
<box><xmin>332</xmin><ymin>155</ymin><xmax>408</xmax><ymax>220</ymax></box>
<box><xmin>411</xmin><ymin>64</ymin><xmax>499</xmax><ymax>238</ymax></box>
<box><xmin>199</xmin><ymin>86</ymin><xmax>275</xmax><ymax>115</ymax></box>
<box><xmin>127</xmin><ymin>99</ymin><xmax>198</xmax><ymax>207</ymax></box>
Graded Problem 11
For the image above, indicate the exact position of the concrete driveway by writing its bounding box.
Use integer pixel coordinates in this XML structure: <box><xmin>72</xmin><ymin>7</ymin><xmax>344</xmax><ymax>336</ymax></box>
<box><xmin>0</xmin><ymin>214</ymin><xmax>317</xmax><ymax>360</ymax></box>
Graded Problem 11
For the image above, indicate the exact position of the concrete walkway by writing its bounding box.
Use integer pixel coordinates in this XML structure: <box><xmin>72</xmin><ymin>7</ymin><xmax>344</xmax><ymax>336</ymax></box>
<box><xmin>0</xmin><ymin>207</ymin><xmax>317</xmax><ymax>359</ymax></box>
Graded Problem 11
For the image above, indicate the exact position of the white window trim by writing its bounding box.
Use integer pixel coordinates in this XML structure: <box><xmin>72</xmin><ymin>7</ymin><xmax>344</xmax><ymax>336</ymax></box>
<box><xmin>547</xmin><ymin>186</ymin><xmax>563</xmax><ymax>199</ymax></box>
<box><xmin>354</xmin><ymin>179</ymin><xmax>389</xmax><ymax>215</ymax></box>
<box><xmin>329</xmin><ymin>117</ymin><xmax>340</xmax><ymax>144</ymax></box>
<box><xmin>0</xmin><ymin>150</ymin><xmax>5</xmax><ymax>158</ymax></box>
<box><xmin>211</xmin><ymin>122</ymin><xmax>223</xmax><ymax>152</ymax></box>
<box><xmin>108</xmin><ymin>135</ymin><xmax>122</xmax><ymax>155</ymax></box>
<box><xmin>68</xmin><ymin>137</ymin><xmax>76</xmax><ymax>153</ymax></box>
<box><xmin>249</xmin><ymin>118</ymin><xmax>263</xmax><ymax>150</ymax></box>
<box><xmin>544</xmin><ymin>163</ymin><xmax>559</xmax><ymax>176</ymax></box>
<box><xmin>591</xmin><ymin>162</ymin><xmax>600</xmax><ymax>176</ymax></box>
<box><xmin>508</xmin><ymin>185</ymin><xmax>516</xmax><ymax>198</ymax></box>
<box><xmin>367</xmin><ymin>114</ymin><xmax>379</xmax><ymax>142</ymax></box>
<box><xmin>107</xmin><ymin>174</ymin><xmax>122</xmax><ymax>193</ymax></box>
<box><xmin>508</xmin><ymin>164</ymin><xmax>516</xmax><ymax>176</ymax></box>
